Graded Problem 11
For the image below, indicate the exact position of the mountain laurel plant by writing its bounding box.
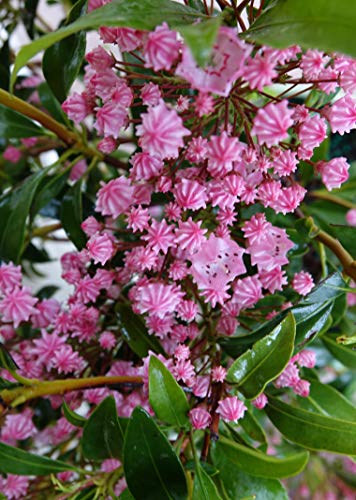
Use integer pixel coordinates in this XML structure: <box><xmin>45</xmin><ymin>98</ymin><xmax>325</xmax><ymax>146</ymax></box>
<box><xmin>0</xmin><ymin>0</ymin><xmax>356</xmax><ymax>498</ymax></box>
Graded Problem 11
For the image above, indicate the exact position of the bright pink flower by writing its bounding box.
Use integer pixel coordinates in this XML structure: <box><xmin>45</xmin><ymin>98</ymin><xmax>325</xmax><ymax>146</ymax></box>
<box><xmin>176</xmin><ymin>95</ymin><xmax>190</xmax><ymax>112</ymax></box>
<box><xmin>189</xmin><ymin>408</ymin><xmax>211</xmax><ymax>429</ymax></box>
<box><xmin>298</xmin><ymin>114</ymin><xmax>327</xmax><ymax>150</ymax></box>
<box><xmin>176</xmin><ymin>27</ymin><xmax>250</xmax><ymax>96</ymax></box>
<box><xmin>174</xmin><ymin>344</ymin><xmax>190</xmax><ymax>362</ymax></box>
<box><xmin>115</xmin><ymin>27</ymin><xmax>142</xmax><ymax>52</ymax></box>
<box><xmin>136</xmin><ymin>101</ymin><xmax>190</xmax><ymax>159</ymax></box>
<box><xmin>86</xmin><ymin>46</ymin><xmax>113</xmax><ymax>70</ymax></box>
<box><xmin>0</xmin><ymin>287</ymin><xmax>38</xmax><ymax>327</ymax></box>
<box><xmin>174</xmin><ymin>179</ymin><xmax>207</xmax><ymax>210</ymax></box>
<box><xmin>111</xmin><ymin>80</ymin><xmax>133</xmax><ymax>108</ymax></box>
<box><xmin>53</xmin><ymin>345</ymin><xmax>83</xmax><ymax>374</ymax></box>
<box><xmin>97</xmin><ymin>136</ymin><xmax>117</xmax><ymax>154</ymax></box>
<box><xmin>144</xmin><ymin>22</ymin><xmax>180</xmax><ymax>71</ymax></box>
<box><xmin>62</xmin><ymin>92</ymin><xmax>90</xmax><ymax>123</ymax></box>
<box><xmin>87</xmin><ymin>233</ymin><xmax>115</xmax><ymax>265</ymax></box>
<box><xmin>257</xmin><ymin>180</ymin><xmax>282</xmax><ymax>209</ymax></box>
<box><xmin>259</xmin><ymin>268</ymin><xmax>287</xmax><ymax>293</ymax></box>
<box><xmin>93</xmin><ymin>269</ymin><xmax>114</xmax><ymax>289</ymax></box>
<box><xmin>168</xmin><ymin>259</ymin><xmax>188</xmax><ymax>280</ymax></box>
<box><xmin>127</xmin><ymin>206</ymin><xmax>150</xmax><ymax>232</ymax></box>
<box><xmin>212</xmin><ymin>366</ymin><xmax>227</xmax><ymax>383</ymax></box>
<box><xmin>273</xmin><ymin>185</ymin><xmax>306</xmax><ymax>214</ymax></box>
<box><xmin>233</xmin><ymin>276</ymin><xmax>263</xmax><ymax>309</ymax></box>
<box><xmin>0</xmin><ymin>474</ymin><xmax>29</xmax><ymax>499</ymax></box>
<box><xmin>294</xmin><ymin>379</ymin><xmax>310</xmax><ymax>397</ymax></box>
<box><xmin>81</xmin><ymin>216</ymin><xmax>102</xmax><ymax>237</ymax></box>
<box><xmin>143</xmin><ymin>219</ymin><xmax>175</xmax><ymax>254</ymax></box>
<box><xmin>292</xmin><ymin>271</ymin><xmax>314</xmax><ymax>296</ymax></box>
<box><xmin>32</xmin><ymin>331</ymin><xmax>67</xmax><ymax>369</ymax></box>
<box><xmin>174</xmin><ymin>359</ymin><xmax>195</xmax><ymax>386</ymax></box>
<box><xmin>217</xmin><ymin>396</ymin><xmax>247</xmax><ymax>422</ymax></box>
<box><xmin>76</xmin><ymin>277</ymin><xmax>101</xmax><ymax>303</ymax></box>
<box><xmin>94</xmin><ymin>101</ymin><xmax>127</xmax><ymax>138</ymax></box>
<box><xmin>316</xmin><ymin>157</ymin><xmax>350</xmax><ymax>191</ymax></box>
<box><xmin>252</xmin><ymin>393</ymin><xmax>268</xmax><ymax>410</ymax></box>
<box><xmin>101</xmin><ymin>458</ymin><xmax>121</xmax><ymax>473</ymax></box>
<box><xmin>297</xmin><ymin>350</ymin><xmax>316</xmax><ymax>368</ymax></box>
<box><xmin>252</xmin><ymin>100</ymin><xmax>294</xmax><ymax>147</ymax></box>
<box><xmin>165</xmin><ymin>202</ymin><xmax>182</xmax><ymax>222</ymax></box>
<box><xmin>327</xmin><ymin>95</ymin><xmax>356</xmax><ymax>135</ymax></box>
<box><xmin>130</xmin><ymin>152</ymin><xmax>163</xmax><ymax>181</ymax></box>
<box><xmin>242</xmin><ymin>213</ymin><xmax>271</xmax><ymax>244</ymax></box>
<box><xmin>272</xmin><ymin>150</ymin><xmax>298</xmax><ymax>176</ymax></box>
<box><xmin>193</xmin><ymin>376</ymin><xmax>210</xmax><ymax>398</ymax></box>
<box><xmin>134</xmin><ymin>282</ymin><xmax>183</xmax><ymax>318</ymax></box>
<box><xmin>207</xmin><ymin>132</ymin><xmax>242</xmax><ymax>177</ymax></box>
<box><xmin>177</xmin><ymin>299</ymin><xmax>198</xmax><ymax>323</ymax></box>
<box><xmin>186</xmin><ymin>136</ymin><xmax>208</xmax><ymax>163</ymax></box>
<box><xmin>99</xmin><ymin>331</ymin><xmax>116</xmax><ymax>350</ymax></box>
<box><xmin>31</xmin><ymin>299</ymin><xmax>60</xmax><ymax>329</ymax></box>
<box><xmin>141</xmin><ymin>82</ymin><xmax>161</xmax><ymax>106</ymax></box>
<box><xmin>0</xmin><ymin>262</ymin><xmax>22</xmax><ymax>292</ymax></box>
<box><xmin>3</xmin><ymin>145</ymin><xmax>21</xmax><ymax>163</ymax></box>
<box><xmin>300</xmin><ymin>49</ymin><xmax>329</xmax><ymax>79</ymax></box>
<box><xmin>194</xmin><ymin>93</ymin><xmax>215</xmax><ymax>117</ymax></box>
<box><xmin>243</xmin><ymin>52</ymin><xmax>277</xmax><ymax>91</ymax></box>
<box><xmin>89</xmin><ymin>69</ymin><xmax>121</xmax><ymax>101</ymax></box>
<box><xmin>96</xmin><ymin>176</ymin><xmax>134</xmax><ymax>218</ymax></box>
<box><xmin>340</xmin><ymin>61</ymin><xmax>356</xmax><ymax>94</ymax></box>
<box><xmin>275</xmin><ymin>362</ymin><xmax>300</xmax><ymax>388</ymax></box>
<box><xmin>346</xmin><ymin>208</ymin><xmax>356</xmax><ymax>226</ymax></box>
<box><xmin>1</xmin><ymin>409</ymin><xmax>36</xmax><ymax>444</ymax></box>
<box><xmin>88</xmin><ymin>0</ymin><xmax>109</xmax><ymax>11</ymax></box>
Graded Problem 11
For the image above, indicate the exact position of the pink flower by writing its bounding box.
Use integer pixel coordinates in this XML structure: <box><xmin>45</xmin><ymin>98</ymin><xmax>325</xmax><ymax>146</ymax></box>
<box><xmin>249</xmin><ymin>226</ymin><xmax>294</xmax><ymax>271</ymax></box>
<box><xmin>127</xmin><ymin>206</ymin><xmax>150</xmax><ymax>232</ymax></box>
<box><xmin>3</xmin><ymin>145</ymin><xmax>22</xmax><ymax>163</ymax></box>
<box><xmin>97</xmin><ymin>136</ymin><xmax>117</xmax><ymax>154</ymax></box>
<box><xmin>243</xmin><ymin>52</ymin><xmax>277</xmax><ymax>91</ymax></box>
<box><xmin>189</xmin><ymin>408</ymin><xmax>211</xmax><ymax>429</ymax></box>
<box><xmin>233</xmin><ymin>276</ymin><xmax>263</xmax><ymax>309</ymax></box>
<box><xmin>252</xmin><ymin>393</ymin><xmax>268</xmax><ymax>410</ymax></box>
<box><xmin>272</xmin><ymin>150</ymin><xmax>298</xmax><ymax>176</ymax></box>
<box><xmin>297</xmin><ymin>349</ymin><xmax>316</xmax><ymax>368</ymax></box>
<box><xmin>141</xmin><ymin>82</ymin><xmax>161</xmax><ymax>106</ymax></box>
<box><xmin>177</xmin><ymin>299</ymin><xmax>198</xmax><ymax>322</ymax></box>
<box><xmin>275</xmin><ymin>362</ymin><xmax>300</xmax><ymax>388</ymax></box>
<box><xmin>212</xmin><ymin>366</ymin><xmax>227</xmax><ymax>383</ymax></box>
<box><xmin>176</xmin><ymin>27</ymin><xmax>250</xmax><ymax>96</ymax></box>
<box><xmin>0</xmin><ymin>287</ymin><xmax>38</xmax><ymax>327</ymax></box>
<box><xmin>298</xmin><ymin>115</ymin><xmax>327</xmax><ymax>151</ymax></box>
<box><xmin>134</xmin><ymin>282</ymin><xmax>183</xmax><ymax>318</ymax></box>
<box><xmin>143</xmin><ymin>219</ymin><xmax>175</xmax><ymax>254</ymax></box>
<box><xmin>96</xmin><ymin>176</ymin><xmax>134</xmax><ymax>218</ymax></box>
<box><xmin>31</xmin><ymin>298</ymin><xmax>60</xmax><ymax>329</ymax></box>
<box><xmin>340</xmin><ymin>61</ymin><xmax>356</xmax><ymax>94</ymax></box>
<box><xmin>207</xmin><ymin>132</ymin><xmax>242</xmax><ymax>177</ymax></box>
<box><xmin>327</xmin><ymin>95</ymin><xmax>356</xmax><ymax>135</ymax></box>
<box><xmin>294</xmin><ymin>379</ymin><xmax>310</xmax><ymax>397</ymax></box>
<box><xmin>130</xmin><ymin>152</ymin><xmax>163</xmax><ymax>181</ymax></box>
<box><xmin>1</xmin><ymin>409</ymin><xmax>36</xmax><ymax>444</ymax></box>
<box><xmin>0</xmin><ymin>475</ymin><xmax>29</xmax><ymax>499</ymax></box>
<box><xmin>174</xmin><ymin>179</ymin><xmax>207</xmax><ymax>210</ymax></box>
<box><xmin>186</xmin><ymin>136</ymin><xmax>208</xmax><ymax>163</ymax></box>
<box><xmin>86</xmin><ymin>46</ymin><xmax>113</xmax><ymax>71</ymax></box>
<box><xmin>99</xmin><ymin>331</ymin><xmax>116</xmax><ymax>350</ymax></box>
<box><xmin>69</xmin><ymin>159</ymin><xmax>87</xmax><ymax>181</ymax></box>
<box><xmin>217</xmin><ymin>396</ymin><xmax>247</xmax><ymax>422</ymax></box>
<box><xmin>81</xmin><ymin>216</ymin><xmax>102</xmax><ymax>237</ymax></box>
<box><xmin>316</xmin><ymin>157</ymin><xmax>350</xmax><ymax>191</ymax></box>
<box><xmin>136</xmin><ymin>101</ymin><xmax>190</xmax><ymax>159</ymax></box>
<box><xmin>0</xmin><ymin>262</ymin><xmax>22</xmax><ymax>292</ymax></box>
<box><xmin>174</xmin><ymin>359</ymin><xmax>195</xmax><ymax>386</ymax></box>
<box><xmin>194</xmin><ymin>93</ymin><xmax>215</xmax><ymax>117</ymax></box>
<box><xmin>101</xmin><ymin>458</ymin><xmax>121</xmax><ymax>472</ymax></box>
<box><xmin>53</xmin><ymin>345</ymin><xmax>83</xmax><ymax>374</ymax></box>
<box><xmin>300</xmin><ymin>49</ymin><xmax>329</xmax><ymax>79</ymax></box>
<box><xmin>346</xmin><ymin>208</ymin><xmax>356</xmax><ymax>226</ymax></box>
<box><xmin>32</xmin><ymin>331</ymin><xmax>67</xmax><ymax>369</ymax></box>
<box><xmin>114</xmin><ymin>27</ymin><xmax>142</xmax><ymax>52</ymax></box>
<box><xmin>259</xmin><ymin>268</ymin><xmax>287</xmax><ymax>293</ymax></box>
<box><xmin>252</xmin><ymin>100</ymin><xmax>294</xmax><ymax>147</ymax></box>
<box><xmin>144</xmin><ymin>22</ymin><xmax>180</xmax><ymax>71</ymax></box>
<box><xmin>94</xmin><ymin>101</ymin><xmax>127</xmax><ymax>138</ymax></box>
<box><xmin>62</xmin><ymin>92</ymin><xmax>90</xmax><ymax>123</ymax></box>
<box><xmin>87</xmin><ymin>233</ymin><xmax>115</xmax><ymax>265</ymax></box>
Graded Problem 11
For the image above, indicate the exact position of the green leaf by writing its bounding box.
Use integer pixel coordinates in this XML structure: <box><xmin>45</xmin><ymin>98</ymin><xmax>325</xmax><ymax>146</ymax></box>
<box><xmin>117</xmin><ymin>304</ymin><xmax>165</xmax><ymax>357</ymax></box>
<box><xmin>31</xmin><ymin>169</ymin><xmax>70</xmax><ymax>217</ymax></box>
<box><xmin>303</xmin><ymin>273</ymin><xmax>346</xmax><ymax>304</ymax></box>
<box><xmin>0</xmin><ymin>343</ymin><xmax>19</xmax><ymax>372</ymax></box>
<box><xmin>193</xmin><ymin>463</ymin><xmax>222</xmax><ymax>500</ymax></box>
<box><xmin>123</xmin><ymin>407</ymin><xmax>188</xmax><ymax>500</ymax></box>
<box><xmin>178</xmin><ymin>16</ymin><xmax>221</xmax><ymax>66</ymax></box>
<box><xmin>11</xmin><ymin>0</ymin><xmax>205</xmax><ymax>89</ymax></box>
<box><xmin>38</xmin><ymin>82</ymin><xmax>68</xmax><ymax>123</ymax></box>
<box><xmin>226</xmin><ymin>314</ymin><xmax>295</xmax><ymax>399</ymax></box>
<box><xmin>211</xmin><ymin>443</ymin><xmax>288</xmax><ymax>500</ymax></box>
<box><xmin>149</xmin><ymin>356</ymin><xmax>189</xmax><ymax>428</ymax></box>
<box><xmin>0</xmin><ymin>167</ymin><xmax>50</xmax><ymax>263</ymax></box>
<box><xmin>59</xmin><ymin>181</ymin><xmax>87</xmax><ymax>250</ymax></box>
<box><xmin>322</xmin><ymin>334</ymin><xmax>356</xmax><ymax>369</ymax></box>
<box><xmin>239</xmin><ymin>409</ymin><xmax>268</xmax><ymax>446</ymax></box>
<box><xmin>82</xmin><ymin>396</ymin><xmax>126</xmax><ymax>460</ymax></box>
<box><xmin>265</xmin><ymin>396</ymin><xmax>356</xmax><ymax>454</ymax></box>
<box><xmin>43</xmin><ymin>0</ymin><xmax>87</xmax><ymax>102</ymax></box>
<box><xmin>243</xmin><ymin>0</ymin><xmax>356</xmax><ymax>59</ymax></box>
<box><xmin>299</xmin><ymin>379</ymin><xmax>356</xmax><ymax>421</ymax></box>
<box><xmin>293</xmin><ymin>301</ymin><xmax>333</xmax><ymax>350</ymax></box>
<box><xmin>0</xmin><ymin>104</ymin><xmax>43</xmax><ymax>138</ymax></box>
<box><xmin>0</xmin><ymin>442</ymin><xmax>77</xmax><ymax>475</ymax></box>
<box><xmin>329</xmin><ymin>224</ymin><xmax>356</xmax><ymax>259</ymax></box>
<box><xmin>62</xmin><ymin>401</ymin><xmax>87</xmax><ymax>428</ymax></box>
<box><xmin>214</xmin><ymin>436</ymin><xmax>309</xmax><ymax>479</ymax></box>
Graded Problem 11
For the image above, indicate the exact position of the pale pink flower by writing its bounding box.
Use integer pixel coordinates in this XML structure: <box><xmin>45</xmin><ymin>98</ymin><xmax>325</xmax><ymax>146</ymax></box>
<box><xmin>212</xmin><ymin>366</ymin><xmax>227</xmax><ymax>383</ymax></box>
<box><xmin>89</xmin><ymin>69</ymin><xmax>121</xmax><ymax>100</ymax></box>
<box><xmin>194</xmin><ymin>93</ymin><xmax>215</xmax><ymax>117</ymax></box>
<box><xmin>176</xmin><ymin>95</ymin><xmax>190</xmax><ymax>112</ymax></box>
<box><xmin>32</xmin><ymin>331</ymin><xmax>67</xmax><ymax>369</ymax></box>
<box><xmin>141</xmin><ymin>82</ymin><xmax>161</xmax><ymax>106</ymax></box>
<box><xmin>298</xmin><ymin>115</ymin><xmax>327</xmax><ymax>150</ymax></box>
<box><xmin>0</xmin><ymin>262</ymin><xmax>22</xmax><ymax>292</ymax></box>
<box><xmin>53</xmin><ymin>345</ymin><xmax>83</xmax><ymax>374</ymax></box>
<box><xmin>174</xmin><ymin>179</ymin><xmax>207</xmax><ymax>210</ymax></box>
<box><xmin>243</xmin><ymin>52</ymin><xmax>277</xmax><ymax>91</ymax></box>
<box><xmin>193</xmin><ymin>376</ymin><xmax>210</xmax><ymax>398</ymax></box>
<box><xmin>174</xmin><ymin>359</ymin><xmax>195</xmax><ymax>386</ymax></box>
<box><xmin>134</xmin><ymin>282</ymin><xmax>183</xmax><ymax>318</ymax></box>
<box><xmin>294</xmin><ymin>379</ymin><xmax>310</xmax><ymax>397</ymax></box>
<box><xmin>346</xmin><ymin>208</ymin><xmax>356</xmax><ymax>226</ymax></box>
<box><xmin>340</xmin><ymin>61</ymin><xmax>356</xmax><ymax>94</ymax></box>
<box><xmin>316</xmin><ymin>157</ymin><xmax>350</xmax><ymax>191</ymax></box>
<box><xmin>186</xmin><ymin>136</ymin><xmax>208</xmax><ymax>163</ymax></box>
<box><xmin>249</xmin><ymin>227</ymin><xmax>294</xmax><ymax>271</ymax></box>
<box><xmin>176</xmin><ymin>27</ymin><xmax>251</xmax><ymax>96</ymax></box>
<box><xmin>1</xmin><ymin>409</ymin><xmax>36</xmax><ymax>444</ymax></box>
<box><xmin>111</xmin><ymin>80</ymin><xmax>133</xmax><ymax>108</ymax></box>
<box><xmin>31</xmin><ymin>298</ymin><xmax>60</xmax><ymax>329</ymax></box>
<box><xmin>145</xmin><ymin>314</ymin><xmax>174</xmax><ymax>338</ymax></box>
<box><xmin>130</xmin><ymin>152</ymin><xmax>163</xmax><ymax>181</ymax></box>
<box><xmin>189</xmin><ymin>408</ymin><xmax>211</xmax><ymax>429</ymax></box>
<box><xmin>62</xmin><ymin>92</ymin><xmax>90</xmax><ymax>123</ymax></box>
<box><xmin>115</xmin><ymin>28</ymin><xmax>142</xmax><ymax>52</ymax></box>
<box><xmin>175</xmin><ymin>218</ymin><xmax>207</xmax><ymax>254</ymax></box>
<box><xmin>84</xmin><ymin>387</ymin><xmax>109</xmax><ymax>405</ymax></box>
<box><xmin>101</xmin><ymin>458</ymin><xmax>121</xmax><ymax>472</ymax></box>
<box><xmin>217</xmin><ymin>396</ymin><xmax>247</xmax><ymax>422</ymax></box>
<box><xmin>81</xmin><ymin>216</ymin><xmax>102</xmax><ymax>237</ymax></box>
<box><xmin>3</xmin><ymin>145</ymin><xmax>21</xmax><ymax>163</ymax></box>
<box><xmin>127</xmin><ymin>206</ymin><xmax>150</xmax><ymax>232</ymax></box>
<box><xmin>317</xmin><ymin>67</ymin><xmax>339</xmax><ymax>94</ymax></box>
<box><xmin>327</xmin><ymin>95</ymin><xmax>356</xmax><ymax>135</ymax></box>
<box><xmin>233</xmin><ymin>276</ymin><xmax>263</xmax><ymax>309</ymax></box>
<box><xmin>207</xmin><ymin>132</ymin><xmax>242</xmax><ymax>177</ymax></box>
<box><xmin>136</xmin><ymin>101</ymin><xmax>190</xmax><ymax>159</ymax></box>
<box><xmin>0</xmin><ymin>287</ymin><xmax>38</xmax><ymax>327</ymax></box>
<box><xmin>86</xmin><ymin>46</ymin><xmax>113</xmax><ymax>70</ymax></box>
<box><xmin>252</xmin><ymin>100</ymin><xmax>294</xmax><ymax>147</ymax></box>
<box><xmin>87</xmin><ymin>233</ymin><xmax>115</xmax><ymax>265</ymax></box>
<box><xmin>165</xmin><ymin>202</ymin><xmax>182</xmax><ymax>222</ymax></box>
<box><xmin>259</xmin><ymin>268</ymin><xmax>287</xmax><ymax>293</ymax></box>
<box><xmin>76</xmin><ymin>277</ymin><xmax>101</xmax><ymax>303</ymax></box>
<box><xmin>144</xmin><ymin>22</ymin><xmax>180</xmax><ymax>71</ymax></box>
<box><xmin>94</xmin><ymin>101</ymin><xmax>127</xmax><ymax>138</ymax></box>
<box><xmin>252</xmin><ymin>393</ymin><xmax>268</xmax><ymax>410</ymax></box>
<box><xmin>49</xmin><ymin>417</ymin><xmax>77</xmax><ymax>445</ymax></box>
<box><xmin>297</xmin><ymin>350</ymin><xmax>316</xmax><ymax>368</ymax></box>
<box><xmin>272</xmin><ymin>150</ymin><xmax>298</xmax><ymax>176</ymax></box>
<box><xmin>242</xmin><ymin>213</ymin><xmax>271</xmax><ymax>244</ymax></box>
<box><xmin>168</xmin><ymin>259</ymin><xmax>188</xmax><ymax>280</ymax></box>
<box><xmin>96</xmin><ymin>176</ymin><xmax>134</xmax><ymax>218</ymax></box>
<box><xmin>99</xmin><ymin>331</ymin><xmax>116</xmax><ymax>350</ymax></box>
<box><xmin>217</xmin><ymin>314</ymin><xmax>238</xmax><ymax>336</ymax></box>
<box><xmin>275</xmin><ymin>362</ymin><xmax>300</xmax><ymax>388</ymax></box>
<box><xmin>177</xmin><ymin>299</ymin><xmax>198</xmax><ymax>323</ymax></box>
<box><xmin>0</xmin><ymin>474</ymin><xmax>29</xmax><ymax>499</ymax></box>
<box><xmin>69</xmin><ymin>159</ymin><xmax>87</xmax><ymax>181</ymax></box>
<box><xmin>93</xmin><ymin>269</ymin><xmax>114</xmax><ymax>289</ymax></box>
<box><xmin>97</xmin><ymin>136</ymin><xmax>117</xmax><ymax>154</ymax></box>
<box><xmin>174</xmin><ymin>344</ymin><xmax>190</xmax><ymax>361</ymax></box>
<box><xmin>273</xmin><ymin>185</ymin><xmax>306</xmax><ymax>214</ymax></box>
<box><xmin>300</xmin><ymin>49</ymin><xmax>329</xmax><ymax>79</ymax></box>
<box><xmin>143</xmin><ymin>219</ymin><xmax>175</xmax><ymax>254</ymax></box>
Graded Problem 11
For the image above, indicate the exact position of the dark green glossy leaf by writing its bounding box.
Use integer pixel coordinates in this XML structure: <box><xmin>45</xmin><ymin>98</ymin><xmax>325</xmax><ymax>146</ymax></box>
<box><xmin>293</xmin><ymin>302</ymin><xmax>333</xmax><ymax>350</ymax></box>
<box><xmin>329</xmin><ymin>224</ymin><xmax>356</xmax><ymax>259</ymax></box>
<box><xmin>322</xmin><ymin>334</ymin><xmax>356</xmax><ymax>369</ymax></box>
<box><xmin>36</xmin><ymin>285</ymin><xmax>59</xmax><ymax>300</ymax></box>
<box><xmin>62</xmin><ymin>401</ymin><xmax>87</xmax><ymax>428</ymax></box>
<box><xmin>303</xmin><ymin>273</ymin><xmax>345</xmax><ymax>304</ymax></box>
<box><xmin>0</xmin><ymin>104</ymin><xmax>43</xmax><ymax>138</ymax></box>
<box><xmin>0</xmin><ymin>343</ymin><xmax>19</xmax><ymax>371</ymax></box>
<box><xmin>12</xmin><ymin>0</ymin><xmax>206</xmax><ymax>88</ymax></box>
<box><xmin>239</xmin><ymin>409</ymin><xmax>267</xmax><ymax>445</ymax></box>
<box><xmin>0</xmin><ymin>40</ymin><xmax>10</xmax><ymax>90</ymax></box>
<box><xmin>0</xmin><ymin>377</ymin><xmax>19</xmax><ymax>390</ymax></box>
<box><xmin>0</xmin><ymin>167</ymin><xmax>50</xmax><ymax>263</ymax></box>
<box><xmin>38</xmin><ymin>82</ymin><xmax>68</xmax><ymax>123</ymax></box>
<box><xmin>214</xmin><ymin>436</ymin><xmax>309</xmax><ymax>479</ymax></box>
<box><xmin>149</xmin><ymin>356</ymin><xmax>189</xmax><ymax>428</ymax></box>
<box><xmin>22</xmin><ymin>0</ymin><xmax>39</xmax><ymax>39</ymax></box>
<box><xmin>82</xmin><ymin>396</ymin><xmax>124</xmax><ymax>460</ymax></box>
<box><xmin>243</xmin><ymin>0</ymin><xmax>356</xmax><ymax>59</ymax></box>
<box><xmin>179</xmin><ymin>16</ymin><xmax>221</xmax><ymax>66</ymax></box>
<box><xmin>211</xmin><ymin>443</ymin><xmax>288</xmax><ymax>500</ymax></box>
<box><xmin>43</xmin><ymin>0</ymin><xmax>87</xmax><ymax>102</ymax></box>
<box><xmin>193</xmin><ymin>463</ymin><xmax>222</xmax><ymax>500</ymax></box>
<box><xmin>31</xmin><ymin>169</ymin><xmax>70</xmax><ymax>217</ymax></box>
<box><xmin>120</xmin><ymin>490</ymin><xmax>135</xmax><ymax>500</ymax></box>
<box><xmin>117</xmin><ymin>304</ymin><xmax>165</xmax><ymax>357</ymax></box>
<box><xmin>22</xmin><ymin>242</ymin><xmax>51</xmax><ymax>263</ymax></box>
<box><xmin>59</xmin><ymin>181</ymin><xmax>87</xmax><ymax>250</ymax></box>
<box><xmin>123</xmin><ymin>407</ymin><xmax>187</xmax><ymax>500</ymax></box>
<box><xmin>0</xmin><ymin>442</ymin><xmax>77</xmax><ymax>475</ymax></box>
<box><xmin>227</xmin><ymin>314</ymin><xmax>295</xmax><ymax>399</ymax></box>
<box><xmin>265</xmin><ymin>396</ymin><xmax>356</xmax><ymax>454</ymax></box>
